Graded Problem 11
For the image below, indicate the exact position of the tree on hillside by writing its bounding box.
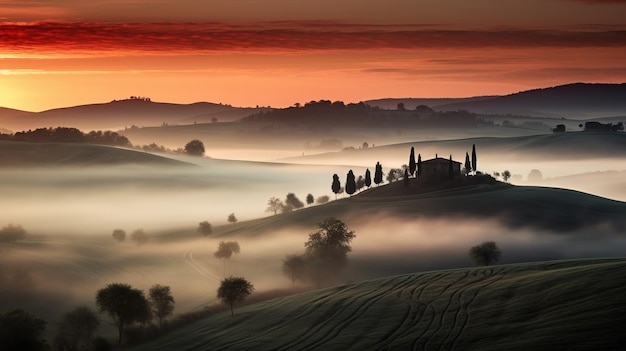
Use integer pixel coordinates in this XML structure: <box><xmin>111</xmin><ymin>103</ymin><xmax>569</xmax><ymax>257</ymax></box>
<box><xmin>409</xmin><ymin>147</ymin><xmax>416</xmax><ymax>177</ymax></box>
<box><xmin>95</xmin><ymin>283</ymin><xmax>151</xmax><ymax>346</ymax></box>
<box><xmin>471</xmin><ymin>144</ymin><xmax>477</xmax><ymax>175</ymax></box>
<box><xmin>285</xmin><ymin>193</ymin><xmax>304</xmax><ymax>210</ymax></box>
<box><xmin>386</xmin><ymin>168</ymin><xmax>403</xmax><ymax>183</ymax></box>
<box><xmin>197</xmin><ymin>221</ymin><xmax>213</xmax><ymax>236</ymax></box>
<box><xmin>183</xmin><ymin>139</ymin><xmax>206</xmax><ymax>156</ymax></box>
<box><xmin>214</xmin><ymin>241</ymin><xmax>240</xmax><ymax>276</ymax></box>
<box><xmin>217</xmin><ymin>277</ymin><xmax>254</xmax><ymax>316</ymax></box>
<box><xmin>148</xmin><ymin>284</ymin><xmax>175</xmax><ymax>330</ymax></box>
<box><xmin>130</xmin><ymin>229</ymin><xmax>148</xmax><ymax>246</ymax></box>
<box><xmin>306</xmin><ymin>193</ymin><xmax>314</xmax><ymax>206</ymax></box>
<box><xmin>464</xmin><ymin>152</ymin><xmax>472</xmax><ymax>175</ymax></box>
<box><xmin>356</xmin><ymin>175</ymin><xmax>365</xmax><ymax>191</ymax></box>
<box><xmin>0</xmin><ymin>224</ymin><xmax>27</xmax><ymax>242</ymax></box>
<box><xmin>227</xmin><ymin>213</ymin><xmax>238</xmax><ymax>229</ymax></box>
<box><xmin>304</xmin><ymin>218</ymin><xmax>356</xmax><ymax>286</ymax></box>
<box><xmin>184</xmin><ymin>139</ymin><xmax>205</xmax><ymax>156</ymax></box>
<box><xmin>469</xmin><ymin>241</ymin><xmax>501</xmax><ymax>266</ymax></box>
<box><xmin>112</xmin><ymin>229</ymin><xmax>126</xmax><ymax>242</ymax></box>
<box><xmin>364</xmin><ymin>169</ymin><xmax>372</xmax><ymax>188</ymax></box>
<box><xmin>316</xmin><ymin>195</ymin><xmax>330</xmax><ymax>204</ymax></box>
<box><xmin>345</xmin><ymin>170</ymin><xmax>356</xmax><ymax>196</ymax></box>
<box><xmin>0</xmin><ymin>308</ymin><xmax>49</xmax><ymax>351</ymax></box>
<box><xmin>281</xmin><ymin>254</ymin><xmax>306</xmax><ymax>288</ymax></box>
<box><xmin>54</xmin><ymin>305</ymin><xmax>100</xmax><ymax>351</ymax></box>
<box><xmin>266</xmin><ymin>197</ymin><xmax>283</xmax><ymax>215</ymax></box>
<box><xmin>502</xmin><ymin>170</ymin><xmax>511</xmax><ymax>183</ymax></box>
<box><xmin>331</xmin><ymin>174</ymin><xmax>341</xmax><ymax>199</ymax></box>
<box><xmin>417</xmin><ymin>154</ymin><xmax>422</xmax><ymax>179</ymax></box>
<box><xmin>403</xmin><ymin>169</ymin><xmax>410</xmax><ymax>187</ymax></box>
<box><xmin>374</xmin><ymin>162</ymin><xmax>383</xmax><ymax>186</ymax></box>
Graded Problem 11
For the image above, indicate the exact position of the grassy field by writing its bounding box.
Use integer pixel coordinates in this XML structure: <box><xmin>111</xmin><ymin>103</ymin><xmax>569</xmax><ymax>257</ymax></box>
<box><xmin>129</xmin><ymin>258</ymin><xmax>626</xmax><ymax>350</ymax></box>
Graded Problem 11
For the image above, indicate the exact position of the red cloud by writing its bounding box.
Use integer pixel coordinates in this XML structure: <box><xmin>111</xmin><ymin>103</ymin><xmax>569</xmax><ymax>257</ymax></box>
<box><xmin>1</xmin><ymin>22</ymin><xmax>625</xmax><ymax>55</ymax></box>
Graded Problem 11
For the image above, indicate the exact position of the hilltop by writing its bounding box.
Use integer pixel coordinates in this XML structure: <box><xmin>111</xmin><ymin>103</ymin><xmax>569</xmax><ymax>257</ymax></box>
<box><xmin>0</xmin><ymin>98</ymin><xmax>268</xmax><ymax>132</ymax></box>
<box><xmin>130</xmin><ymin>258</ymin><xmax>626</xmax><ymax>351</ymax></box>
<box><xmin>193</xmin><ymin>177</ymin><xmax>626</xmax><ymax>240</ymax></box>
<box><xmin>431</xmin><ymin>83</ymin><xmax>626</xmax><ymax>118</ymax></box>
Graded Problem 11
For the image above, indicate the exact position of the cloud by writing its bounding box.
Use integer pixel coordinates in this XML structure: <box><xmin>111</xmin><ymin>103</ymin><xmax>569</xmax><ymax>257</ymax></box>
<box><xmin>1</xmin><ymin>21</ymin><xmax>625</xmax><ymax>55</ymax></box>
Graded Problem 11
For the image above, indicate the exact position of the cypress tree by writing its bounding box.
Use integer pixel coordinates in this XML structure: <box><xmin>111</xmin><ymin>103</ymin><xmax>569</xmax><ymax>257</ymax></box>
<box><xmin>471</xmin><ymin>144</ymin><xmax>477</xmax><ymax>175</ymax></box>
<box><xmin>374</xmin><ymin>162</ymin><xmax>383</xmax><ymax>186</ymax></box>
<box><xmin>409</xmin><ymin>147</ymin><xmax>416</xmax><ymax>177</ymax></box>
<box><xmin>417</xmin><ymin>154</ymin><xmax>422</xmax><ymax>178</ymax></box>
<box><xmin>465</xmin><ymin>152</ymin><xmax>471</xmax><ymax>175</ymax></box>
<box><xmin>364</xmin><ymin>169</ymin><xmax>372</xmax><ymax>188</ymax></box>
<box><xmin>331</xmin><ymin>174</ymin><xmax>341</xmax><ymax>199</ymax></box>
<box><xmin>448</xmin><ymin>155</ymin><xmax>454</xmax><ymax>179</ymax></box>
<box><xmin>345</xmin><ymin>170</ymin><xmax>356</xmax><ymax>196</ymax></box>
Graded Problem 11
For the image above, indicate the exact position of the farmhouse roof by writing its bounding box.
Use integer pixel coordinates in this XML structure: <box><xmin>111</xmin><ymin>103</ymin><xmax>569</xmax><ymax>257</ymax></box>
<box><xmin>423</xmin><ymin>157</ymin><xmax>462</xmax><ymax>165</ymax></box>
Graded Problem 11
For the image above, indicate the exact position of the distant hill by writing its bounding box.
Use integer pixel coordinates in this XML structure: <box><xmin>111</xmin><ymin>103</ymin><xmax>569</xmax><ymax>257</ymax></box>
<box><xmin>0</xmin><ymin>140</ymin><xmax>192</xmax><ymax>167</ymax></box>
<box><xmin>279</xmin><ymin>132</ymin><xmax>626</xmax><ymax>168</ymax></box>
<box><xmin>433</xmin><ymin>83</ymin><xmax>626</xmax><ymax>118</ymax></box>
<box><xmin>0</xmin><ymin>99</ymin><xmax>267</xmax><ymax>132</ymax></box>
<box><xmin>130</xmin><ymin>258</ymin><xmax>626</xmax><ymax>351</ymax></box>
<box><xmin>365</xmin><ymin>96</ymin><xmax>497</xmax><ymax>110</ymax></box>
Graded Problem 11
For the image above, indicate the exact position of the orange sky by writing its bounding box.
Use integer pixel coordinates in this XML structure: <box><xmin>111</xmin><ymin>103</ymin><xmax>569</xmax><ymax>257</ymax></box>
<box><xmin>1</xmin><ymin>0</ymin><xmax>626</xmax><ymax>111</ymax></box>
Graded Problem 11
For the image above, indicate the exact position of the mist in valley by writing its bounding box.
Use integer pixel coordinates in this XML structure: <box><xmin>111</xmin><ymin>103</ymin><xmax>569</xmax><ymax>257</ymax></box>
<box><xmin>1</xmin><ymin>140</ymin><xmax>625</xmax><ymax>341</ymax></box>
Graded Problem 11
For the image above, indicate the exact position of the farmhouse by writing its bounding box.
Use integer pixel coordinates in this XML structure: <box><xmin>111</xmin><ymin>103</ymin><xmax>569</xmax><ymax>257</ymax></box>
<box><xmin>421</xmin><ymin>156</ymin><xmax>462</xmax><ymax>180</ymax></box>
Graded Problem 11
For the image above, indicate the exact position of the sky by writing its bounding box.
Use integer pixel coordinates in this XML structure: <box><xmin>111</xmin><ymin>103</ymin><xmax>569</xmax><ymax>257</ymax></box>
<box><xmin>1</xmin><ymin>0</ymin><xmax>625</xmax><ymax>112</ymax></box>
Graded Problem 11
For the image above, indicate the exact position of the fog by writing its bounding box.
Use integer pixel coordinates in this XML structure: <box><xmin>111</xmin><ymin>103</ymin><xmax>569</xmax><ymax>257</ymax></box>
<box><xmin>3</xmin><ymin>213</ymin><xmax>626</xmax><ymax>339</ymax></box>
<box><xmin>0</xmin><ymin>161</ymin><xmax>363</xmax><ymax>235</ymax></box>
<box><xmin>1</xmin><ymin>147</ymin><xmax>625</xmax><ymax>340</ymax></box>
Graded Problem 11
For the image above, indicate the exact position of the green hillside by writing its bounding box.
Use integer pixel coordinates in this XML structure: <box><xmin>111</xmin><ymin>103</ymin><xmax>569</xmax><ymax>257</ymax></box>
<box><xmin>0</xmin><ymin>140</ymin><xmax>192</xmax><ymax>167</ymax></box>
<box><xmin>204</xmin><ymin>179</ymin><xmax>626</xmax><ymax>239</ymax></box>
<box><xmin>130</xmin><ymin>258</ymin><xmax>626</xmax><ymax>350</ymax></box>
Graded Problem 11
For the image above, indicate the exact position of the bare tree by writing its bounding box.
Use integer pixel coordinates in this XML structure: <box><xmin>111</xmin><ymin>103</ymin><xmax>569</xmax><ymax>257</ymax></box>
<box><xmin>266</xmin><ymin>197</ymin><xmax>283</xmax><ymax>215</ymax></box>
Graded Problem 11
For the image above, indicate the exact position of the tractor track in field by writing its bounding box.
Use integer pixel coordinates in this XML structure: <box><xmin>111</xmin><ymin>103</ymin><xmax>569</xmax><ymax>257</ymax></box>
<box><xmin>377</xmin><ymin>272</ymin><xmax>447</xmax><ymax>350</ymax></box>
<box><xmin>448</xmin><ymin>270</ymin><xmax>506</xmax><ymax>350</ymax></box>
<box><xmin>278</xmin><ymin>275</ymin><xmax>416</xmax><ymax>351</ymax></box>
<box><xmin>411</xmin><ymin>270</ymin><xmax>472</xmax><ymax>351</ymax></box>
<box><xmin>182</xmin><ymin>250</ymin><xmax>221</xmax><ymax>282</ymax></box>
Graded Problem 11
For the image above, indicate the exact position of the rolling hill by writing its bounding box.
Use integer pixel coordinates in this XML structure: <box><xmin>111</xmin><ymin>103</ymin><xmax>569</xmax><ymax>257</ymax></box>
<box><xmin>0</xmin><ymin>140</ymin><xmax>192</xmax><ymax>167</ymax></box>
<box><xmin>182</xmin><ymin>177</ymin><xmax>626</xmax><ymax>241</ymax></box>
<box><xmin>130</xmin><ymin>258</ymin><xmax>626</xmax><ymax>350</ymax></box>
<box><xmin>0</xmin><ymin>99</ymin><xmax>267</xmax><ymax>132</ymax></box>
<box><xmin>280</xmin><ymin>132</ymin><xmax>626</xmax><ymax>166</ymax></box>
<box><xmin>432</xmin><ymin>83</ymin><xmax>626</xmax><ymax>118</ymax></box>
